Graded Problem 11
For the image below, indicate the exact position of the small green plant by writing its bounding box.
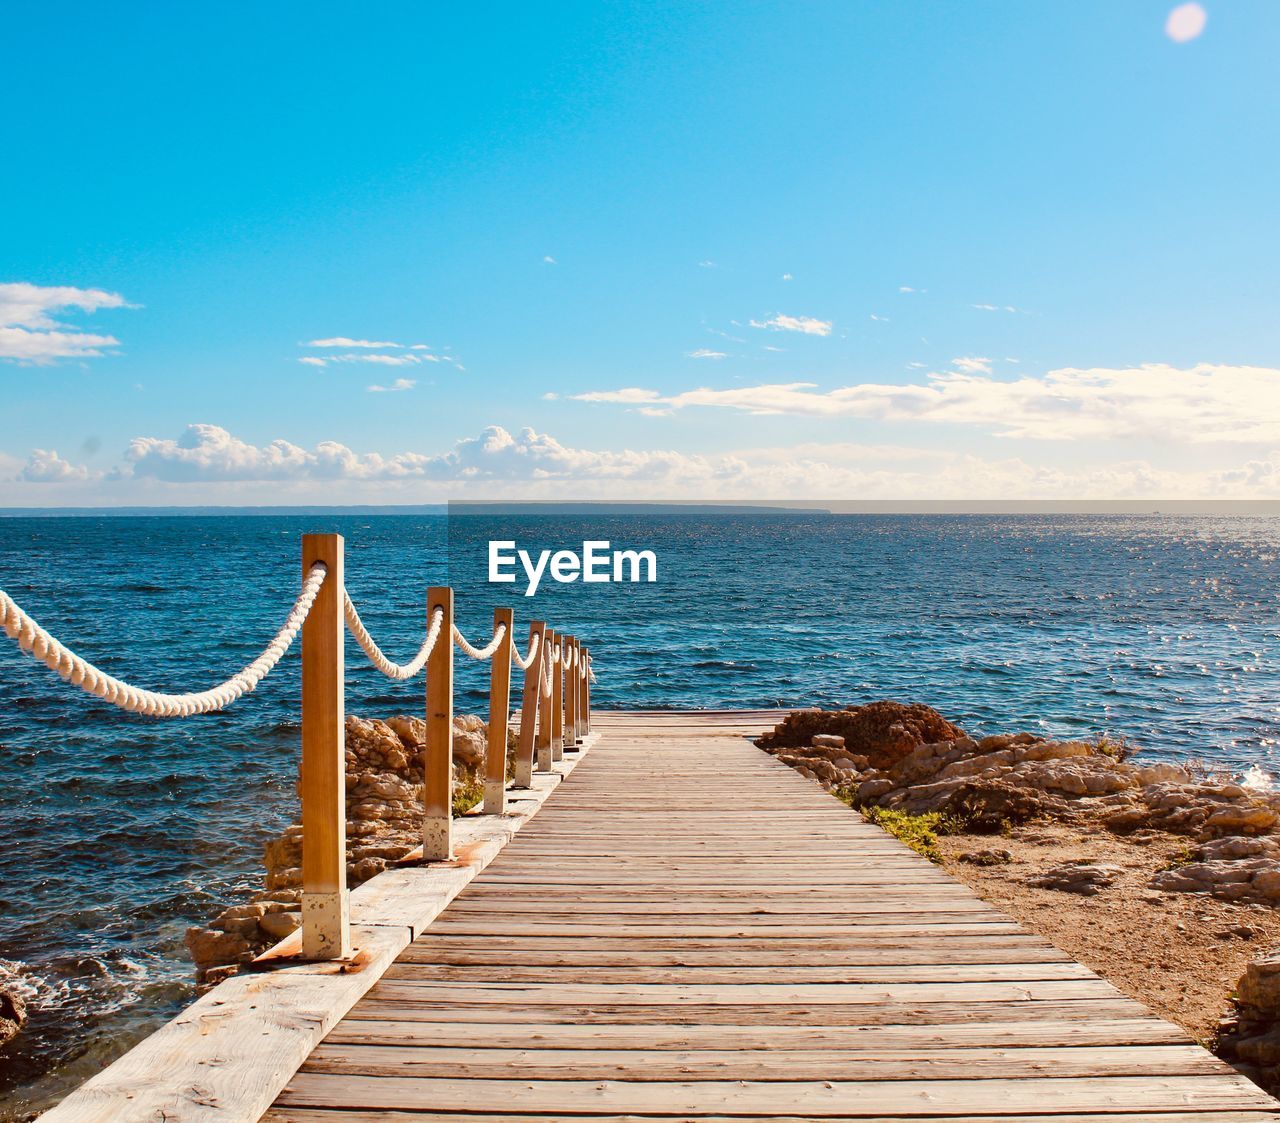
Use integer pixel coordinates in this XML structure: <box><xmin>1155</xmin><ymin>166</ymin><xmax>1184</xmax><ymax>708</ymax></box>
<box><xmin>831</xmin><ymin>782</ymin><xmax>859</xmax><ymax>808</ymax></box>
<box><xmin>1094</xmin><ymin>733</ymin><xmax>1136</xmax><ymax>762</ymax></box>
<box><xmin>452</xmin><ymin>773</ymin><xmax>485</xmax><ymax>816</ymax></box>
<box><xmin>1160</xmin><ymin>840</ymin><xmax>1197</xmax><ymax>872</ymax></box>
<box><xmin>859</xmin><ymin>807</ymin><xmax>966</xmax><ymax>864</ymax></box>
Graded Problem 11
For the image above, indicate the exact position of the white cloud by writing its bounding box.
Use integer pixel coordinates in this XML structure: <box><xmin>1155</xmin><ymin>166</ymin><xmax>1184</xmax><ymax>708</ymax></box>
<box><xmin>0</xmin><ymin>282</ymin><xmax>131</xmax><ymax>364</ymax></box>
<box><xmin>570</xmin><ymin>363</ymin><xmax>1280</xmax><ymax>445</ymax></box>
<box><xmin>870</xmin><ymin>314</ymin><xmax>889</xmax><ymax>322</ymax></box>
<box><xmin>952</xmin><ymin>356</ymin><xmax>993</xmax><ymax>374</ymax></box>
<box><xmin>898</xmin><ymin>286</ymin><xmax>917</xmax><ymax>293</ymax></box>
<box><xmin>687</xmin><ymin>348</ymin><xmax>728</xmax><ymax>360</ymax></box>
<box><xmin>301</xmin><ymin>350</ymin><xmax>462</xmax><ymax>370</ymax></box>
<box><xmin>781</xmin><ymin>273</ymin><xmax>793</xmax><ymax>281</ymax></box>
<box><xmin>972</xmin><ymin>304</ymin><xmax>1026</xmax><ymax>314</ymax></box>
<box><xmin>1166</xmin><ymin>2</ymin><xmax>1207</xmax><ymax>42</ymax></box>
<box><xmin>542</xmin><ymin>256</ymin><xmax>557</xmax><ymax>264</ymax></box>
<box><xmin>748</xmin><ymin>314</ymin><xmax>832</xmax><ymax>337</ymax></box>
<box><xmin>304</xmin><ymin>337</ymin><xmax>404</xmax><ymax>349</ymax></box>
<box><xmin>18</xmin><ymin>448</ymin><xmax>91</xmax><ymax>482</ymax></box>
<box><xmin>698</xmin><ymin>260</ymin><xmax>717</xmax><ymax>268</ymax></box>
<box><xmin>367</xmin><ymin>378</ymin><xmax>416</xmax><ymax>393</ymax></box>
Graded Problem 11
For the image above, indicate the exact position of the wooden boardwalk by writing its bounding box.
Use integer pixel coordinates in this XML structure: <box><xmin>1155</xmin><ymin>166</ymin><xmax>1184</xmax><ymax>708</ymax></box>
<box><xmin>265</xmin><ymin>711</ymin><xmax>1280</xmax><ymax>1122</ymax></box>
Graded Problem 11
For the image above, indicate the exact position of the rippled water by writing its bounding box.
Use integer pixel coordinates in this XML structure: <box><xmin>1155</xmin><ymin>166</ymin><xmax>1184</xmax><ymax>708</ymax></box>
<box><xmin>1</xmin><ymin>512</ymin><xmax>1278</xmax><ymax>1113</ymax></box>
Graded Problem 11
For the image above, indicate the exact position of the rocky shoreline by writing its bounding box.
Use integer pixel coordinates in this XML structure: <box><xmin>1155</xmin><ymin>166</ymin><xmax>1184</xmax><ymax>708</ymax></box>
<box><xmin>759</xmin><ymin>701</ymin><xmax>1280</xmax><ymax>1095</ymax></box>
<box><xmin>185</xmin><ymin>712</ymin><xmax>508</xmax><ymax>985</ymax></box>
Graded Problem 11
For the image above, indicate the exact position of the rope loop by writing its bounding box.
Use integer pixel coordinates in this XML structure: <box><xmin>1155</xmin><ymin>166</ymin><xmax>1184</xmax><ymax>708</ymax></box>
<box><xmin>344</xmin><ymin>595</ymin><xmax>443</xmax><ymax>680</ymax></box>
<box><xmin>0</xmin><ymin>563</ymin><xmax>328</xmax><ymax>717</ymax></box>
<box><xmin>540</xmin><ymin>646</ymin><xmax>555</xmax><ymax>698</ymax></box>
<box><xmin>452</xmin><ymin>621</ymin><xmax>507</xmax><ymax>661</ymax></box>
<box><xmin>510</xmin><ymin>630</ymin><xmax>540</xmax><ymax>671</ymax></box>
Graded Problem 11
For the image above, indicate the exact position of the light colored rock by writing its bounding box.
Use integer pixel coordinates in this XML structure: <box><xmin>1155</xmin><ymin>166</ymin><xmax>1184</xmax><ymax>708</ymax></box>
<box><xmin>1030</xmin><ymin>861</ymin><xmax>1122</xmax><ymax>896</ymax></box>
<box><xmin>1239</xmin><ymin>949</ymin><xmax>1280</xmax><ymax>1017</ymax></box>
<box><xmin>1135</xmin><ymin>762</ymin><xmax>1190</xmax><ymax>785</ymax></box>
<box><xmin>811</xmin><ymin>733</ymin><xmax>846</xmax><ymax>750</ymax></box>
<box><xmin>1152</xmin><ymin>857</ymin><xmax>1280</xmax><ymax>904</ymax></box>
<box><xmin>259</xmin><ymin>910</ymin><xmax>302</xmax><ymax>940</ymax></box>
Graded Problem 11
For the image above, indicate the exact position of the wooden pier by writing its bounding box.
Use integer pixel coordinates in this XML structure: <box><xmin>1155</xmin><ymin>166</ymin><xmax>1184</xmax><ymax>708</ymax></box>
<box><xmin>252</xmin><ymin>710</ymin><xmax>1280</xmax><ymax>1121</ymax></box>
<box><xmin>39</xmin><ymin>711</ymin><xmax>1280</xmax><ymax>1120</ymax></box>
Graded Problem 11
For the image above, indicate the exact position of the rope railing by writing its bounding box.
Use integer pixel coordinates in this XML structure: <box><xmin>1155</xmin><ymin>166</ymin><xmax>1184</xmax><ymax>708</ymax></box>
<box><xmin>0</xmin><ymin>563</ymin><xmax>328</xmax><ymax>717</ymax></box>
<box><xmin>0</xmin><ymin>531</ymin><xmax>594</xmax><ymax>965</ymax></box>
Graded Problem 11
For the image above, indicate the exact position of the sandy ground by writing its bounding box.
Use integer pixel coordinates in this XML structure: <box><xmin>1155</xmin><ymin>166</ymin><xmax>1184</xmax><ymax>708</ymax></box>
<box><xmin>935</xmin><ymin>821</ymin><xmax>1280</xmax><ymax>1044</ymax></box>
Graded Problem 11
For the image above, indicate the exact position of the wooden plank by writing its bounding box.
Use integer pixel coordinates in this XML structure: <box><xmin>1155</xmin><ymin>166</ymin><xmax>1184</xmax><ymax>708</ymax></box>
<box><xmin>357</xmin><ymin>979</ymin><xmax>1123</xmax><ymax>1006</ymax></box>
<box><xmin>339</xmin><ymin>997</ymin><xmax>1166</xmax><ymax>1026</ymax></box>
<box><xmin>321</xmin><ymin>1016</ymin><xmax>1193</xmax><ymax>1049</ymax></box>
<box><xmin>270</xmin><ymin>1106</ymin><xmax>1280</xmax><ymax>1123</ymax></box>
<box><xmin>378</xmin><ymin>962</ymin><xmax>1097</xmax><ymax>985</ymax></box>
<box><xmin>272</xmin><ymin>1073</ymin><xmax>1279</xmax><ymax>1114</ymax></box>
<box><xmin>299</xmin><ymin>1042</ymin><xmax>1226</xmax><ymax>1081</ymax></box>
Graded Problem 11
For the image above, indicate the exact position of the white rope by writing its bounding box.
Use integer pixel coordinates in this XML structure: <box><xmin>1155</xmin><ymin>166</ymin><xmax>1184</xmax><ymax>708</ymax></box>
<box><xmin>511</xmin><ymin>631</ymin><xmax>540</xmax><ymax>671</ymax></box>
<box><xmin>344</xmin><ymin>595</ymin><xmax>443</xmax><ymax>680</ymax></box>
<box><xmin>540</xmin><ymin>646</ymin><xmax>555</xmax><ymax>698</ymax></box>
<box><xmin>453</xmin><ymin>621</ymin><xmax>507</xmax><ymax>661</ymax></box>
<box><xmin>0</xmin><ymin>564</ymin><xmax>327</xmax><ymax>717</ymax></box>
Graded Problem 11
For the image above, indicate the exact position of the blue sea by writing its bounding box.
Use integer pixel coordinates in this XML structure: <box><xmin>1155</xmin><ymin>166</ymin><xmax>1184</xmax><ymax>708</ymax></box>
<box><xmin>1</xmin><ymin>511</ymin><xmax>1279</xmax><ymax>1113</ymax></box>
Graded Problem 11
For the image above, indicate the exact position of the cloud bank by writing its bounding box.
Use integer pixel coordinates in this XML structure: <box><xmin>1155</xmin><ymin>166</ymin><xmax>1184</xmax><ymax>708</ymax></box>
<box><xmin>2</xmin><ymin>420</ymin><xmax>1275</xmax><ymax>504</ymax></box>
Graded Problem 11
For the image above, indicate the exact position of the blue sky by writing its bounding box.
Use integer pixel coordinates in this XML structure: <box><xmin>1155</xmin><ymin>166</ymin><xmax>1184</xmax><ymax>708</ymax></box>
<box><xmin>2</xmin><ymin>0</ymin><xmax>1278</xmax><ymax>502</ymax></box>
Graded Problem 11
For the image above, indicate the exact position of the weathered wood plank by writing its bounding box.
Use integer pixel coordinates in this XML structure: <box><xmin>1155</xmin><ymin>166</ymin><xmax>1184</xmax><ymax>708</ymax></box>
<box><xmin>321</xmin><ymin>1016</ymin><xmax>1193</xmax><ymax>1049</ymax></box>
<box><xmin>299</xmin><ymin>1042</ymin><xmax>1227</xmax><ymax>1082</ymax></box>
<box><xmin>265</xmin><ymin>1113</ymin><xmax>1280</xmax><ymax>1123</ymax></box>
<box><xmin>272</xmin><ymin>1073</ymin><xmax>1279</xmax><ymax>1114</ymax></box>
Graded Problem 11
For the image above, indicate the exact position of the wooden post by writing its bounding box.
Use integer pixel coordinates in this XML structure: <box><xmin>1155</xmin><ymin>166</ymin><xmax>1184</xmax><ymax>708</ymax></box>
<box><xmin>580</xmin><ymin>645</ymin><xmax>591</xmax><ymax>735</ymax></box>
<box><xmin>300</xmin><ymin>533</ymin><xmax>351</xmax><ymax>960</ymax></box>
<box><xmin>551</xmin><ymin>632</ymin><xmax>564</xmax><ymax>762</ymax></box>
<box><xmin>513</xmin><ymin>619</ymin><xmax>544</xmax><ymax>788</ymax></box>
<box><xmin>423</xmin><ymin>586</ymin><xmax>453</xmax><ymax>860</ymax></box>
<box><xmin>483</xmin><ymin>606</ymin><xmax>514</xmax><ymax>814</ymax></box>
<box><xmin>537</xmin><ymin>627</ymin><xmax>555</xmax><ymax>772</ymax></box>
<box><xmin>577</xmin><ymin>640</ymin><xmax>587</xmax><ymax>738</ymax></box>
<box><xmin>564</xmin><ymin>635</ymin><xmax>579</xmax><ymax>748</ymax></box>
